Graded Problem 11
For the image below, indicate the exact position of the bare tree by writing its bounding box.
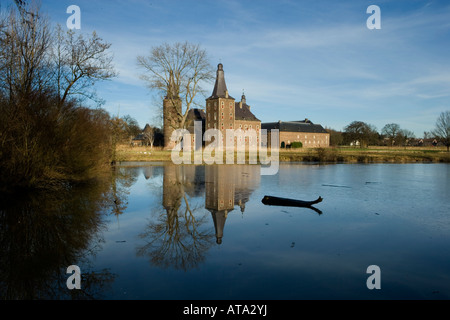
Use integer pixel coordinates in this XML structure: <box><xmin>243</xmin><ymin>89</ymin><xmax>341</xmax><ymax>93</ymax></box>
<box><xmin>432</xmin><ymin>111</ymin><xmax>450</xmax><ymax>152</ymax></box>
<box><xmin>52</xmin><ymin>24</ymin><xmax>117</xmax><ymax>106</ymax></box>
<box><xmin>381</xmin><ymin>123</ymin><xmax>401</xmax><ymax>146</ymax></box>
<box><xmin>0</xmin><ymin>5</ymin><xmax>116</xmax><ymax>107</ymax></box>
<box><xmin>398</xmin><ymin>129</ymin><xmax>415</xmax><ymax>148</ymax></box>
<box><xmin>0</xmin><ymin>2</ymin><xmax>116</xmax><ymax>189</ymax></box>
<box><xmin>136</xmin><ymin>41</ymin><xmax>214</xmax><ymax>130</ymax></box>
<box><xmin>143</xmin><ymin>125</ymin><xmax>155</xmax><ymax>149</ymax></box>
<box><xmin>0</xmin><ymin>3</ymin><xmax>52</xmax><ymax>102</ymax></box>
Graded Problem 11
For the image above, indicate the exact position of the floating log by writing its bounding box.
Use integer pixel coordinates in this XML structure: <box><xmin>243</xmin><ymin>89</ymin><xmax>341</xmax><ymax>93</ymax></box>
<box><xmin>262</xmin><ymin>195</ymin><xmax>323</xmax><ymax>208</ymax></box>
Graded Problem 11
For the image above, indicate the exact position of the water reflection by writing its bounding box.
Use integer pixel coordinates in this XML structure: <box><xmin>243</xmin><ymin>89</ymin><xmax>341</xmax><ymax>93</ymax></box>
<box><xmin>0</xmin><ymin>178</ymin><xmax>117</xmax><ymax>300</ymax></box>
<box><xmin>110</xmin><ymin>166</ymin><xmax>140</xmax><ymax>217</ymax></box>
<box><xmin>3</xmin><ymin>164</ymin><xmax>449</xmax><ymax>299</ymax></box>
<box><xmin>205</xmin><ymin>165</ymin><xmax>260</xmax><ymax>244</ymax></box>
<box><xmin>137</xmin><ymin>164</ymin><xmax>261</xmax><ymax>270</ymax></box>
<box><xmin>137</xmin><ymin>165</ymin><xmax>212</xmax><ymax>270</ymax></box>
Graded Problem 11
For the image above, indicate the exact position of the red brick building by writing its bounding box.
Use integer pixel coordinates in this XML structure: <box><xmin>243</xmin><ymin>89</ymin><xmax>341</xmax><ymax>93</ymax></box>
<box><xmin>163</xmin><ymin>63</ymin><xmax>329</xmax><ymax>150</ymax></box>
<box><xmin>205</xmin><ymin>63</ymin><xmax>261</xmax><ymax>148</ymax></box>
<box><xmin>262</xmin><ymin>119</ymin><xmax>330</xmax><ymax>148</ymax></box>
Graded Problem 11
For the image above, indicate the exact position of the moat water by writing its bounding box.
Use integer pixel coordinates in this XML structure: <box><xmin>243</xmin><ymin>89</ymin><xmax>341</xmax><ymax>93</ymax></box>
<box><xmin>1</xmin><ymin>163</ymin><xmax>449</xmax><ymax>299</ymax></box>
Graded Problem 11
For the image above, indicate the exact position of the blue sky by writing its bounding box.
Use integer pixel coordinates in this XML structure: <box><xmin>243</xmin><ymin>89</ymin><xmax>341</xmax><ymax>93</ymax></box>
<box><xmin>21</xmin><ymin>0</ymin><xmax>450</xmax><ymax>136</ymax></box>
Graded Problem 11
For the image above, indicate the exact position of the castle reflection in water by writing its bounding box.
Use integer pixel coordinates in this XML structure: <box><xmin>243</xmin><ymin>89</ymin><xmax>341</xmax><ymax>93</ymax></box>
<box><xmin>159</xmin><ymin>164</ymin><xmax>260</xmax><ymax>245</ymax></box>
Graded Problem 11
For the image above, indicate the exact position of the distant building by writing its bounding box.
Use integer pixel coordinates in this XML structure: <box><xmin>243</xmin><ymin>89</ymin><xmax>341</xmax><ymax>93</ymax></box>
<box><xmin>131</xmin><ymin>133</ymin><xmax>145</xmax><ymax>146</ymax></box>
<box><xmin>162</xmin><ymin>63</ymin><xmax>329</xmax><ymax>150</ymax></box>
<box><xmin>261</xmin><ymin>119</ymin><xmax>330</xmax><ymax>148</ymax></box>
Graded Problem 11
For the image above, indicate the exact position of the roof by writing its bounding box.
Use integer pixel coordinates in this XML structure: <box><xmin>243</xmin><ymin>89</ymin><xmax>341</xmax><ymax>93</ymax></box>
<box><xmin>186</xmin><ymin>108</ymin><xmax>206</xmax><ymax>121</ymax></box>
<box><xmin>234</xmin><ymin>102</ymin><xmax>260</xmax><ymax>122</ymax></box>
<box><xmin>261</xmin><ymin>119</ymin><xmax>328</xmax><ymax>133</ymax></box>
<box><xmin>133</xmin><ymin>133</ymin><xmax>145</xmax><ymax>140</ymax></box>
<box><xmin>207</xmin><ymin>63</ymin><xmax>234</xmax><ymax>100</ymax></box>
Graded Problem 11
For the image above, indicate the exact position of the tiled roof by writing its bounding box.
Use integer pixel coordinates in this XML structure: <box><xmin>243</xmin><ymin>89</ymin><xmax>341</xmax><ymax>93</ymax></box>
<box><xmin>186</xmin><ymin>108</ymin><xmax>206</xmax><ymax>121</ymax></box>
<box><xmin>234</xmin><ymin>103</ymin><xmax>260</xmax><ymax>122</ymax></box>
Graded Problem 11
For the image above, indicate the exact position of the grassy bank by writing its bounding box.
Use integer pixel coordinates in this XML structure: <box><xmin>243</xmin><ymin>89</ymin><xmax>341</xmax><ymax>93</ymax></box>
<box><xmin>114</xmin><ymin>144</ymin><xmax>450</xmax><ymax>164</ymax></box>
<box><xmin>279</xmin><ymin>146</ymin><xmax>450</xmax><ymax>163</ymax></box>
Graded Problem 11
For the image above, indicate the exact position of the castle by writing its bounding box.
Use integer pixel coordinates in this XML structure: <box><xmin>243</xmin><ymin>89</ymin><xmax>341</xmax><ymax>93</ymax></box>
<box><xmin>163</xmin><ymin>63</ymin><xmax>329</xmax><ymax>150</ymax></box>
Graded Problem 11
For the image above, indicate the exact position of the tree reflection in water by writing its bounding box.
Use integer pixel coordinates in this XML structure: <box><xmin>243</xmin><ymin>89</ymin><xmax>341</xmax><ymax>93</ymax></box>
<box><xmin>137</xmin><ymin>164</ymin><xmax>261</xmax><ymax>271</ymax></box>
<box><xmin>137</xmin><ymin>165</ymin><xmax>215</xmax><ymax>271</ymax></box>
<box><xmin>110</xmin><ymin>165</ymin><xmax>140</xmax><ymax>218</ymax></box>
<box><xmin>0</xmin><ymin>176</ymin><xmax>117</xmax><ymax>300</ymax></box>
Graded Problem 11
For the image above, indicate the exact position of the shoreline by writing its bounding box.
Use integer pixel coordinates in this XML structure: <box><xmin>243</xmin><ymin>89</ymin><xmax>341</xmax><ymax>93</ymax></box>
<box><xmin>114</xmin><ymin>145</ymin><xmax>450</xmax><ymax>164</ymax></box>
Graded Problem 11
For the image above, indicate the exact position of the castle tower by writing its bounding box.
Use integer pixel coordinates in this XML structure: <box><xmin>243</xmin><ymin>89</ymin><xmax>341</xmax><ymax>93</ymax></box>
<box><xmin>162</xmin><ymin>164</ymin><xmax>183</xmax><ymax>213</ymax></box>
<box><xmin>205</xmin><ymin>64</ymin><xmax>236</xmax><ymax>145</ymax></box>
<box><xmin>163</xmin><ymin>71</ymin><xmax>182</xmax><ymax>150</ymax></box>
<box><xmin>205</xmin><ymin>165</ymin><xmax>234</xmax><ymax>244</ymax></box>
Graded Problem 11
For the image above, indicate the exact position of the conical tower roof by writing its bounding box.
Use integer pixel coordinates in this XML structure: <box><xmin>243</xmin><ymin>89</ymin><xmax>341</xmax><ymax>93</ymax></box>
<box><xmin>207</xmin><ymin>63</ymin><xmax>234</xmax><ymax>100</ymax></box>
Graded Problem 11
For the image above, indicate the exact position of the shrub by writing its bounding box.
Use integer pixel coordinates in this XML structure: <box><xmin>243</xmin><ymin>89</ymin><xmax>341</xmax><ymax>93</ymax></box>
<box><xmin>0</xmin><ymin>93</ymin><xmax>113</xmax><ymax>191</ymax></box>
<box><xmin>290</xmin><ymin>141</ymin><xmax>303</xmax><ymax>149</ymax></box>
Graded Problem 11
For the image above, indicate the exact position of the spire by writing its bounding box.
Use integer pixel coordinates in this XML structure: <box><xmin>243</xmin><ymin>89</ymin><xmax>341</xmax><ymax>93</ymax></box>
<box><xmin>210</xmin><ymin>210</ymin><xmax>229</xmax><ymax>245</ymax></box>
<box><xmin>208</xmin><ymin>63</ymin><xmax>234</xmax><ymax>100</ymax></box>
